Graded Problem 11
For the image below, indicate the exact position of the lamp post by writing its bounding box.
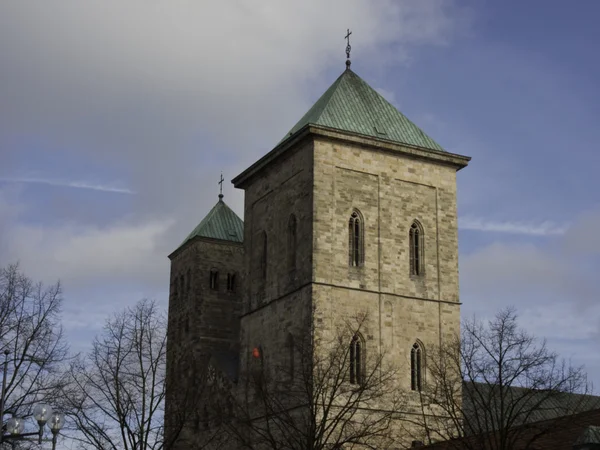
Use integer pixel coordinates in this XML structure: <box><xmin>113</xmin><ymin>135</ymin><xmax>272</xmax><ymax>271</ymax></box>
<box><xmin>0</xmin><ymin>350</ymin><xmax>65</xmax><ymax>449</ymax></box>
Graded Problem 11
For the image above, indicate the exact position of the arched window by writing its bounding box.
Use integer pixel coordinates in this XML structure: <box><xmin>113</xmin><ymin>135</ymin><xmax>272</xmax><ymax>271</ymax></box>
<box><xmin>179</xmin><ymin>275</ymin><xmax>184</xmax><ymax>296</ymax></box>
<box><xmin>209</xmin><ymin>270</ymin><xmax>219</xmax><ymax>290</ymax></box>
<box><xmin>409</xmin><ymin>221</ymin><xmax>424</xmax><ymax>276</ymax></box>
<box><xmin>411</xmin><ymin>341</ymin><xmax>424</xmax><ymax>391</ymax></box>
<box><xmin>288</xmin><ymin>214</ymin><xmax>297</xmax><ymax>272</ymax></box>
<box><xmin>348</xmin><ymin>210</ymin><xmax>364</xmax><ymax>267</ymax></box>
<box><xmin>261</xmin><ymin>231</ymin><xmax>268</xmax><ymax>280</ymax></box>
<box><xmin>349</xmin><ymin>334</ymin><xmax>364</xmax><ymax>384</ymax></box>
<box><xmin>186</xmin><ymin>269</ymin><xmax>191</xmax><ymax>293</ymax></box>
<box><xmin>173</xmin><ymin>278</ymin><xmax>178</xmax><ymax>298</ymax></box>
<box><xmin>227</xmin><ymin>273</ymin><xmax>236</xmax><ymax>292</ymax></box>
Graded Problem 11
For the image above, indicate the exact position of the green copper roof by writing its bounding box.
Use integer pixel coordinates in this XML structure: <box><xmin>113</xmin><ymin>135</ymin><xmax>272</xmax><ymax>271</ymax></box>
<box><xmin>280</xmin><ymin>69</ymin><xmax>445</xmax><ymax>152</ymax></box>
<box><xmin>177</xmin><ymin>197</ymin><xmax>244</xmax><ymax>249</ymax></box>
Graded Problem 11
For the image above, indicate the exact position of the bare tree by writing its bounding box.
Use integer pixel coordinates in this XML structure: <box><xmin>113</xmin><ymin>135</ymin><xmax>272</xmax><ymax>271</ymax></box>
<box><xmin>63</xmin><ymin>299</ymin><xmax>170</xmax><ymax>450</ymax></box>
<box><xmin>0</xmin><ymin>263</ymin><xmax>69</xmax><ymax>430</ymax></box>
<box><xmin>226</xmin><ymin>313</ymin><xmax>408</xmax><ymax>450</ymax></box>
<box><xmin>411</xmin><ymin>307</ymin><xmax>592</xmax><ymax>450</ymax></box>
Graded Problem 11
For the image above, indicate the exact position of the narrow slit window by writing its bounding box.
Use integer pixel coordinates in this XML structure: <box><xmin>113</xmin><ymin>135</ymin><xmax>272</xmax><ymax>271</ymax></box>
<box><xmin>409</xmin><ymin>221</ymin><xmax>424</xmax><ymax>276</ymax></box>
<box><xmin>209</xmin><ymin>270</ymin><xmax>219</xmax><ymax>290</ymax></box>
<box><xmin>262</xmin><ymin>231</ymin><xmax>268</xmax><ymax>280</ymax></box>
<box><xmin>411</xmin><ymin>342</ymin><xmax>423</xmax><ymax>391</ymax></box>
<box><xmin>287</xmin><ymin>333</ymin><xmax>295</xmax><ymax>381</ymax></box>
<box><xmin>227</xmin><ymin>273</ymin><xmax>236</xmax><ymax>292</ymax></box>
<box><xmin>348</xmin><ymin>211</ymin><xmax>364</xmax><ymax>267</ymax></box>
<box><xmin>349</xmin><ymin>334</ymin><xmax>364</xmax><ymax>384</ymax></box>
<box><xmin>288</xmin><ymin>215</ymin><xmax>297</xmax><ymax>272</ymax></box>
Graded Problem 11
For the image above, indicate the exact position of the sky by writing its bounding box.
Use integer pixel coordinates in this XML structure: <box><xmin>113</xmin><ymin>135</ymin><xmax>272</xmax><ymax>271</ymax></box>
<box><xmin>0</xmin><ymin>0</ymin><xmax>599</xmax><ymax>389</ymax></box>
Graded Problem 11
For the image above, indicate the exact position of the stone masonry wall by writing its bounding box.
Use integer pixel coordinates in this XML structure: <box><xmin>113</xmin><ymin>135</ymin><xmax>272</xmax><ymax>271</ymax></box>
<box><xmin>311</xmin><ymin>134</ymin><xmax>463</xmax><ymax>438</ymax></box>
<box><xmin>241</xmin><ymin>138</ymin><xmax>314</xmax><ymax>312</ymax></box>
<box><xmin>237</xmin><ymin>138</ymin><xmax>315</xmax><ymax>390</ymax></box>
<box><xmin>165</xmin><ymin>238</ymin><xmax>244</xmax><ymax>449</ymax></box>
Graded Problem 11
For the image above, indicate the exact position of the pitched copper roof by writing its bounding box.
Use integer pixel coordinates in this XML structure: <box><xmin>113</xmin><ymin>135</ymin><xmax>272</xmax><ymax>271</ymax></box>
<box><xmin>175</xmin><ymin>198</ymin><xmax>243</xmax><ymax>252</ymax></box>
<box><xmin>280</xmin><ymin>68</ymin><xmax>445</xmax><ymax>152</ymax></box>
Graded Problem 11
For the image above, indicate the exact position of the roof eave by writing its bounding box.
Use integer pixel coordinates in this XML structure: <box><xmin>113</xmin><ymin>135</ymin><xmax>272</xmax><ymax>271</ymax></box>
<box><xmin>168</xmin><ymin>235</ymin><xmax>243</xmax><ymax>260</ymax></box>
<box><xmin>312</xmin><ymin>126</ymin><xmax>471</xmax><ymax>170</ymax></box>
<box><xmin>232</xmin><ymin>124</ymin><xmax>470</xmax><ymax>189</ymax></box>
<box><xmin>232</xmin><ymin>124</ymin><xmax>313</xmax><ymax>189</ymax></box>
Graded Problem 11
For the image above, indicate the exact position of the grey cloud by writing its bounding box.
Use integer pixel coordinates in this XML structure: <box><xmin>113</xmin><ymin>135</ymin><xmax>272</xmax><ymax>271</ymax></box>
<box><xmin>0</xmin><ymin>0</ymin><xmax>468</xmax><ymax>290</ymax></box>
<box><xmin>460</xmin><ymin>210</ymin><xmax>600</xmax><ymax>337</ymax></box>
<box><xmin>459</xmin><ymin>217</ymin><xmax>568</xmax><ymax>236</ymax></box>
<box><xmin>460</xmin><ymin>213</ymin><xmax>600</xmax><ymax>386</ymax></box>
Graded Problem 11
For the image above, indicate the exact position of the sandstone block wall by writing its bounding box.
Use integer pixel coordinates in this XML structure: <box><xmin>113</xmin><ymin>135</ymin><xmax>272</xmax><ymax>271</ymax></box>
<box><xmin>241</xmin><ymin>139</ymin><xmax>314</xmax><ymax>312</ymax></box>
<box><xmin>166</xmin><ymin>238</ymin><xmax>244</xmax><ymax>448</ymax></box>
<box><xmin>311</xmin><ymin>134</ymin><xmax>462</xmax><ymax>391</ymax></box>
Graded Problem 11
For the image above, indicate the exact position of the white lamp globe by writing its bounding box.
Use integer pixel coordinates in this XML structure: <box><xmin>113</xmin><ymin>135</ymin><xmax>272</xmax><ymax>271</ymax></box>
<box><xmin>7</xmin><ymin>417</ymin><xmax>25</xmax><ymax>435</ymax></box>
<box><xmin>48</xmin><ymin>412</ymin><xmax>65</xmax><ymax>432</ymax></box>
<box><xmin>33</xmin><ymin>403</ymin><xmax>53</xmax><ymax>424</ymax></box>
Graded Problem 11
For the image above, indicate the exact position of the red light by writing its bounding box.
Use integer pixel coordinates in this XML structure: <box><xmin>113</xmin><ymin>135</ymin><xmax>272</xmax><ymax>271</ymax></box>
<box><xmin>252</xmin><ymin>347</ymin><xmax>260</xmax><ymax>358</ymax></box>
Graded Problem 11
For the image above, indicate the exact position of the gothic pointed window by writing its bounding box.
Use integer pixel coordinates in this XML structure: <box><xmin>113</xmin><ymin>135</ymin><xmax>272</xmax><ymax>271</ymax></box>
<box><xmin>209</xmin><ymin>270</ymin><xmax>219</xmax><ymax>290</ymax></box>
<box><xmin>288</xmin><ymin>214</ymin><xmax>297</xmax><ymax>273</ymax></box>
<box><xmin>349</xmin><ymin>334</ymin><xmax>364</xmax><ymax>384</ymax></box>
<box><xmin>348</xmin><ymin>210</ymin><xmax>364</xmax><ymax>267</ymax></box>
<box><xmin>411</xmin><ymin>341</ymin><xmax>424</xmax><ymax>391</ymax></box>
<box><xmin>409</xmin><ymin>221</ymin><xmax>424</xmax><ymax>276</ymax></box>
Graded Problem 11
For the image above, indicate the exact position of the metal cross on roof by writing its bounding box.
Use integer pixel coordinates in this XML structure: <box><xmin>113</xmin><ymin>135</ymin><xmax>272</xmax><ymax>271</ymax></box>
<box><xmin>218</xmin><ymin>172</ymin><xmax>224</xmax><ymax>199</ymax></box>
<box><xmin>345</xmin><ymin>29</ymin><xmax>352</xmax><ymax>69</ymax></box>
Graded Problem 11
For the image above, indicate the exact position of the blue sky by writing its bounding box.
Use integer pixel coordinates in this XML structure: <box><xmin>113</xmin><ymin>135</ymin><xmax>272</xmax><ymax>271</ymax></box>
<box><xmin>0</xmin><ymin>0</ymin><xmax>599</xmax><ymax>387</ymax></box>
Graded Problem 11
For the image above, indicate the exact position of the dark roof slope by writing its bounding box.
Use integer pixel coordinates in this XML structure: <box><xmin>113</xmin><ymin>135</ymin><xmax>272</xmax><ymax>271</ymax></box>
<box><xmin>421</xmin><ymin>408</ymin><xmax>600</xmax><ymax>450</ymax></box>
<box><xmin>172</xmin><ymin>198</ymin><xmax>243</xmax><ymax>255</ymax></box>
<box><xmin>280</xmin><ymin>68</ymin><xmax>445</xmax><ymax>152</ymax></box>
<box><xmin>463</xmin><ymin>382</ymin><xmax>600</xmax><ymax>430</ymax></box>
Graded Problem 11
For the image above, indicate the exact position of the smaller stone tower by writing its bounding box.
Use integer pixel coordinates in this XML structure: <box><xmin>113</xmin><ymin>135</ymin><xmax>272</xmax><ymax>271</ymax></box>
<box><xmin>165</xmin><ymin>193</ymin><xmax>244</xmax><ymax>447</ymax></box>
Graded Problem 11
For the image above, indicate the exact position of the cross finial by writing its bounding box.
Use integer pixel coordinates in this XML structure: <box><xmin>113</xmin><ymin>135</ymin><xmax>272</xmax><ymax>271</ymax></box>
<box><xmin>345</xmin><ymin>29</ymin><xmax>352</xmax><ymax>69</ymax></box>
<box><xmin>218</xmin><ymin>172</ymin><xmax>224</xmax><ymax>200</ymax></box>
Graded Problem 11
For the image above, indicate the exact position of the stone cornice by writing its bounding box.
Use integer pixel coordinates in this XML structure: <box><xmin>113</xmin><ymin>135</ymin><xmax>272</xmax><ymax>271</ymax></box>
<box><xmin>168</xmin><ymin>235</ymin><xmax>244</xmax><ymax>260</ymax></box>
<box><xmin>232</xmin><ymin>124</ymin><xmax>470</xmax><ymax>189</ymax></box>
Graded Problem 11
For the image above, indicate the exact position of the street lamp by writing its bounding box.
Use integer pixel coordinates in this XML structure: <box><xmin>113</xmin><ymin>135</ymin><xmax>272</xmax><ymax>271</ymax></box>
<box><xmin>0</xmin><ymin>350</ymin><xmax>65</xmax><ymax>449</ymax></box>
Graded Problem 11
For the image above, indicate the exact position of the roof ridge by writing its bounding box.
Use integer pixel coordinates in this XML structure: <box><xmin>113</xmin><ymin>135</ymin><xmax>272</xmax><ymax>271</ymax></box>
<box><xmin>278</xmin><ymin>69</ymin><xmax>445</xmax><ymax>152</ymax></box>
<box><xmin>278</xmin><ymin>71</ymin><xmax>347</xmax><ymax>144</ymax></box>
<box><xmin>172</xmin><ymin>199</ymin><xmax>244</xmax><ymax>255</ymax></box>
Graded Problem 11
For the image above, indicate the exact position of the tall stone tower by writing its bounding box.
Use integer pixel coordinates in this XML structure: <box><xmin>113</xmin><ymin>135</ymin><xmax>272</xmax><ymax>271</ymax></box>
<box><xmin>165</xmin><ymin>65</ymin><xmax>470</xmax><ymax>448</ymax></box>
<box><xmin>165</xmin><ymin>194</ymin><xmax>244</xmax><ymax>447</ymax></box>
<box><xmin>232</xmin><ymin>66</ymin><xmax>469</xmax><ymax>395</ymax></box>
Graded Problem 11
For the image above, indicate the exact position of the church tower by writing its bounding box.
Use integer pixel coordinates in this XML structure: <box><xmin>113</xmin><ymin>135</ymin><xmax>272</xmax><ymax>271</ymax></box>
<box><xmin>165</xmin><ymin>193</ymin><xmax>244</xmax><ymax>447</ymax></box>
<box><xmin>166</xmin><ymin>54</ymin><xmax>470</xmax><ymax>448</ymax></box>
<box><xmin>231</xmin><ymin>64</ymin><xmax>470</xmax><ymax>431</ymax></box>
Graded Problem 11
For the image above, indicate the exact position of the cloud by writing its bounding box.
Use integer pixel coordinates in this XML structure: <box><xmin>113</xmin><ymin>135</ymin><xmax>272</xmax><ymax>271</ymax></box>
<box><xmin>459</xmin><ymin>216</ymin><xmax>568</xmax><ymax>236</ymax></box>
<box><xmin>0</xmin><ymin>0</ymin><xmax>471</xmax><ymax>298</ymax></box>
<box><xmin>0</xmin><ymin>1</ymin><xmax>470</xmax><ymax>217</ymax></box>
<box><xmin>459</xmin><ymin>210</ymin><xmax>600</xmax><ymax>379</ymax></box>
<box><xmin>0</xmin><ymin>177</ymin><xmax>135</xmax><ymax>194</ymax></box>
<box><xmin>0</xmin><ymin>194</ymin><xmax>175</xmax><ymax>289</ymax></box>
